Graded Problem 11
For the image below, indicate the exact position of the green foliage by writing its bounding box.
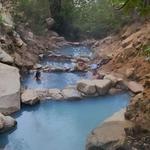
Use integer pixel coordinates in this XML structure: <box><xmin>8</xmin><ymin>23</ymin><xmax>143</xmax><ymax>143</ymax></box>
<box><xmin>73</xmin><ymin>0</ymin><xmax>129</xmax><ymax>38</ymax></box>
<box><xmin>53</xmin><ymin>0</ymin><xmax>130</xmax><ymax>39</ymax></box>
<box><xmin>14</xmin><ymin>0</ymin><xmax>51</xmax><ymax>35</ymax></box>
<box><xmin>143</xmin><ymin>45</ymin><xmax>150</xmax><ymax>56</ymax></box>
<box><xmin>111</xmin><ymin>0</ymin><xmax>150</xmax><ymax>15</ymax></box>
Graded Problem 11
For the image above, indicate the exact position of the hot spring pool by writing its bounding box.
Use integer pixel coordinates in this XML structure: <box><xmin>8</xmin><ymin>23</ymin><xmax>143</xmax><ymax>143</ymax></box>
<box><xmin>0</xmin><ymin>94</ymin><xmax>129</xmax><ymax>150</ymax></box>
<box><xmin>0</xmin><ymin>46</ymin><xmax>130</xmax><ymax>150</ymax></box>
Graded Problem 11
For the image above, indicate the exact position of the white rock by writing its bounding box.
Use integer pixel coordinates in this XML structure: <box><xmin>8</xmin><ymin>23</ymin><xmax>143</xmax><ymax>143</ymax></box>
<box><xmin>0</xmin><ymin>63</ymin><xmax>20</xmax><ymax>114</ymax></box>
<box><xmin>48</xmin><ymin>89</ymin><xmax>63</xmax><ymax>100</ymax></box>
<box><xmin>77</xmin><ymin>79</ymin><xmax>112</xmax><ymax>96</ymax></box>
<box><xmin>21</xmin><ymin>90</ymin><xmax>40</xmax><ymax>105</ymax></box>
<box><xmin>62</xmin><ymin>88</ymin><xmax>81</xmax><ymax>100</ymax></box>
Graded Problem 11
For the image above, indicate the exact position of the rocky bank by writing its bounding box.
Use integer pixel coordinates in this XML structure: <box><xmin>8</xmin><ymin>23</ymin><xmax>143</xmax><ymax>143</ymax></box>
<box><xmin>86</xmin><ymin>20</ymin><xmax>150</xmax><ymax>150</ymax></box>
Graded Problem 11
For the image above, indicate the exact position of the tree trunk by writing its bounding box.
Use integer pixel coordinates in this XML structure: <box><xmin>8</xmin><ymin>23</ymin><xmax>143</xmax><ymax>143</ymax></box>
<box><xmin>49</xmin><ymin>0</ymin><xmax>62</xmax><ymax>18</ymax></box>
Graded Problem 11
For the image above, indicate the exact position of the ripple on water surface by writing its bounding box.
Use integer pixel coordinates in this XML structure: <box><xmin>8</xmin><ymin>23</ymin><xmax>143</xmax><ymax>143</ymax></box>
<box><xmin>0</xmin><ymin>94</ymin><xmax>129</xmax><ymax>150</ymax></box>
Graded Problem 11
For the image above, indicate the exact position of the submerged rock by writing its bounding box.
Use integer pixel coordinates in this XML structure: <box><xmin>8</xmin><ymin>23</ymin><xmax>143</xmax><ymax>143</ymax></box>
<box><xmin>0</xmin><ymin>63</ymin><xmax>20</xmax><ymax>114</ymax></box>
<box><xmin>0</xmin><ymin>113</ymin><xmax>17</xmax><ymax>133</ymax></box>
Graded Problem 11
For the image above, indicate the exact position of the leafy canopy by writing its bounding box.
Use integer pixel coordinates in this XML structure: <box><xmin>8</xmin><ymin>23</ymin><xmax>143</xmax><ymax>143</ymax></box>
<box><xmin>111</xmin><ymin>0</ymin><xmax>150</xmax><ymax>15</ymax></box>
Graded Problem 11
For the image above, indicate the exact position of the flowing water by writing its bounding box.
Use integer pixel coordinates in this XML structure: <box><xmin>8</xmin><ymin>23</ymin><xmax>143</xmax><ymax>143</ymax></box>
<box><xmin>0</xmin><ymin>46</ymin><xmax>130</xmax><ymax>150</ymax></box>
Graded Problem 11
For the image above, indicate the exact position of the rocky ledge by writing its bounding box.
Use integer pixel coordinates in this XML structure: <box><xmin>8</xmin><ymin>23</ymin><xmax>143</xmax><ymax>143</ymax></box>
<box><xmin>21</xmin><ymin>73</ymin><xmax>144</xmax><ymax>105</ymax></box>
<box><xmin>21</xmin><ymin>87</ymin><xmax>82</xmax><ymax>105</ymax></box>
<box><xmin>21</xmin><ymin>78</ymin><xmax>113</xmax><ymax>105</ymax></box>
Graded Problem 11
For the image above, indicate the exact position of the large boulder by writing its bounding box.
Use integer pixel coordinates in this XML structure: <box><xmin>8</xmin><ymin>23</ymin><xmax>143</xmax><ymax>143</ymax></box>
<box><xmin>0</xmin><ymin>113</ymin><xmax>17</xmax><ymax>133</ymax></box>
<box><xmin>21</xmin><ymin>90</ymin><xmax>40</xmax><ymax>105</ymax></box>
<box><xmin>86</xmin><ymin>121</ymin><xmax>131</xmax><ymax>150</ymax></box>
<box><xmin>62</xmin><ymin>87</ymin><xmax>81</xmax><ymax>100</ymax></box>
<box><xmin>0</xmin><ymin>63</ymin><xmax>20</xmax><ymax>114</ymax></box>
<box><xmin>77</xmin><ymin>79</ymin><xmax>112</xmax><ymax>96</ymax></box>
<box><xmin>94</xmin><ymin>79</ymin><xmax>112</xmax><ymax>95</ymax></box>
<box><xmin>86</xmin><ymin>109</ymin><xmax>133</xmax><ymax>150</ymax></box>
<box><xmin>77</xmin><ymin>80</ymin><xmax>97</xmax><ymax>96</ymax></box>
<box><xmin>0</xmin><ymin>47</ymin><xmax>14</xmax><ymax>64</ymax></box>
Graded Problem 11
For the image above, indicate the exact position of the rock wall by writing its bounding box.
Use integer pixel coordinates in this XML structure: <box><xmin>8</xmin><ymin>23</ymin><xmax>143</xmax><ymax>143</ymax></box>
<box><xmin>0</xmin><ymin>0</ymin><xmax>68</xmax><ymax>69</ymax></box>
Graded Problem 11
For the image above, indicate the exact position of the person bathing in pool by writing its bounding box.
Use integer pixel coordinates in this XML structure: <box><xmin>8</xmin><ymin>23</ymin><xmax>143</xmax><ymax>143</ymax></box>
<box><xmin>34</xmin><ymin>68</ymin><xmax>41</xmax><ymax>81</ymax></box>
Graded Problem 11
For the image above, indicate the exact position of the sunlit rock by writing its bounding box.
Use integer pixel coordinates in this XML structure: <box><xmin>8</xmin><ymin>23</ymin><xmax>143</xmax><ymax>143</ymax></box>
<box><xmin>48</xmin><ymin>89</ymin><xmax>63</xmax><ymax>100</ymax></box>
<box><xmin>77</xmin><ymin>79</ymin><xmax>112</xmax><ymax>96</ymax></box>
<box><xmin>86</xmin><ymin>109</ymin><xmax>133</xmax><ymax>150</ymax></box>
<box><xmin>62</xmin><ymin>87</ymin><xmax>81</xmax><ymax>100</ymax></box>
<box><xmin>127</xmin><ymin>81</ymin><xmax>144</xmax><ymax>94</ymax></box>
<box><xmin>21</xmin><ymin>90</ymin><xmax>40</xmax><ymax>105</ymax></box>
<box><xmin>0</xmin><ymin>63</ymin><xmax>20</xmax><ymax>114</ymax></box>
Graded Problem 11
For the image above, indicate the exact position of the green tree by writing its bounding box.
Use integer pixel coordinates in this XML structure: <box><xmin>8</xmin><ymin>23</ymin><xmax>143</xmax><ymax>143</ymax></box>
<box><xmin>111</xmin><ymin>0</ymin><xmax>150</xmax><ymax>15</ymax></box>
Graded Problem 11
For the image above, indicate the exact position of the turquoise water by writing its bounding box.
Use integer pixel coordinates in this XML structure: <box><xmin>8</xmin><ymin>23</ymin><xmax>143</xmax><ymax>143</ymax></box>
<box><xmin>0</xmin><ymin>46</ymin><xmax>130</xmax><ymax>150</ymax></box>
<box><xmin>51</xmin><ymin>46</ymin><xmax>92</xmax><ymax>57</ymax></box>
<box><xmin>22</xmin><ymin>72</ymin><xmax>90</xmax><ymax>89</ymax></box>
<box><xmin>0</xmin><ymin>94</ymin><xmax>129</xmax><ymax>150</ymax></box>
<box><xmin>41</xmin><ymin>46</ymin><xmax>92</xmax><ymax>67</ymax></box>
<box><xmin>22</xmin><ymin>46</ymin><xmax>92</xmax><ymax>89</ymax></box>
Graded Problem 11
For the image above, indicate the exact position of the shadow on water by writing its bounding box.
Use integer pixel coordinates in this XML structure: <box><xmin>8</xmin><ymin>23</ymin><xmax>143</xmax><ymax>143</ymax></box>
<box><xmin>0</xmin><ymin>127</ymin><xmax>17</xmax><ymax>149</ymax></box>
